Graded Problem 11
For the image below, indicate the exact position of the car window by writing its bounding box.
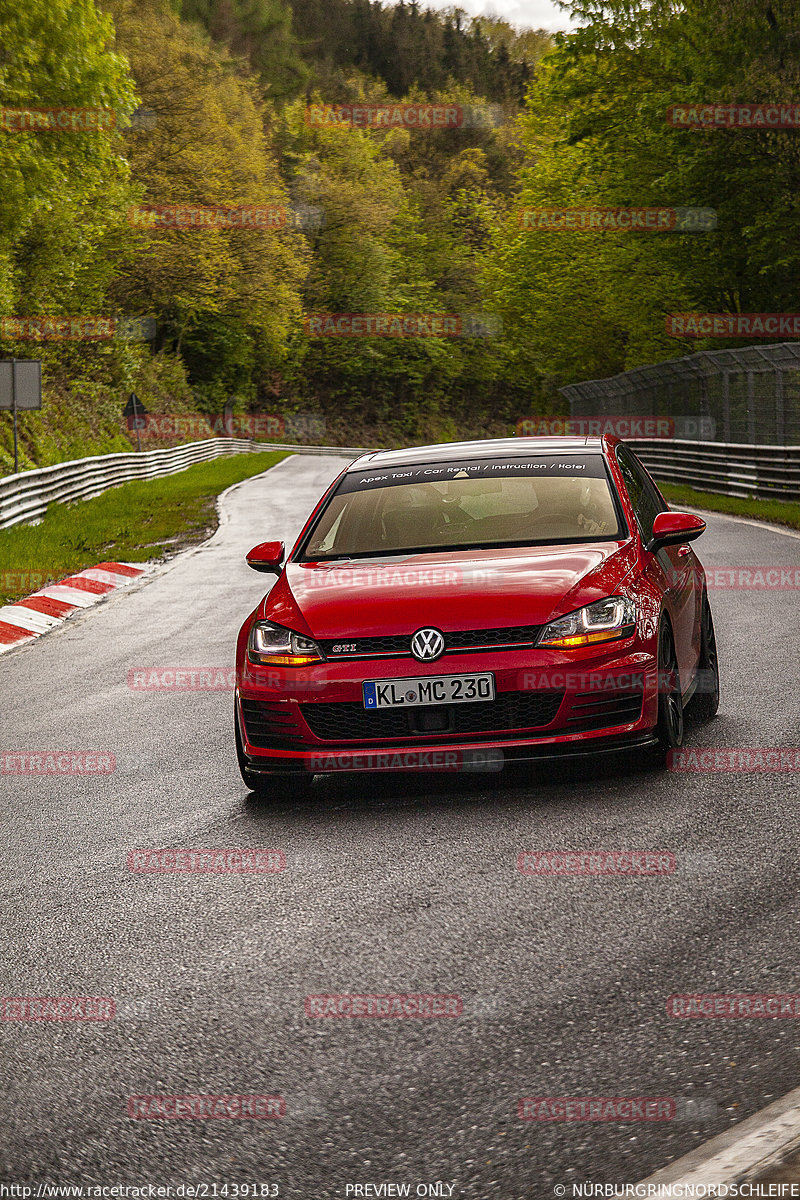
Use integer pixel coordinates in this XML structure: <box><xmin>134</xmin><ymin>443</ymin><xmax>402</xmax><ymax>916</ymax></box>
<box><xmin>628</xmin><ymin>448</ymin><xmax>670</xmax><ymax>512</ymax></box>
<box><xmin>616</xmin><ymin>446</ymin><xmax>664</xmax><ymax>541</ymax></box>
<box><xmin>301</xmin><ymin>455</ymin><xmax>624</xmax><ymax>559</ymax></box>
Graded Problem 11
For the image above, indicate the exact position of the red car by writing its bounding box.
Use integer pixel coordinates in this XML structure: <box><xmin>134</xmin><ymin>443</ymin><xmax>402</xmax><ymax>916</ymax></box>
<box><xmin>235</xmin><ymin>436</ymin><xmax>719</xmax><ymax>793</ymax></box>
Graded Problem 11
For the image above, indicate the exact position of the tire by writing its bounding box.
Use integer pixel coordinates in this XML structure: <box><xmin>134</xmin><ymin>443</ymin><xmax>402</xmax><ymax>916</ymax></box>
<box><xmin>649</xmin><ymin>619</ymin><xmax>685</xmax><ymax>765</ymax></box>
<box><xmin>235</xmin><ymin>701</ymin><xmax>312</xmax><ymax>797</ymax></box>
<box><xmin>691</xmin><ymin>592</ymin><xmax>720</xmax><ymax>722</ymax></box>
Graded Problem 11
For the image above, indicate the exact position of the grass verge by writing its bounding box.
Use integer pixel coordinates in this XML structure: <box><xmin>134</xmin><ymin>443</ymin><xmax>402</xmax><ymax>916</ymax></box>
<box><xmin>659</xmin><ymin>482</ymin><xmax>800</xmax><ymax>532</ymax></box>
<box><xmin>0</xmin><ymin>450</ymin><xmax>287</xmax><ymax>605</ymax></box>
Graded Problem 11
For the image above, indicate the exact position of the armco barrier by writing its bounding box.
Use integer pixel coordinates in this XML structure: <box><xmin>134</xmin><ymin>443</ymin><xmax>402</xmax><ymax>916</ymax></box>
<box><xmin>630</xmin><ymin>438</ymin><xmax>800</xmax><ymax>502</ymax></box>
<box><xmin>2</xmin><ymin>435</ymin><xmax>796</xmax><ymax>531</ymax></box>
<box><xmin>0</xmin><ymin>439</ymin><xmax>257</xmax><ymax>530</ymax></box>
<box><xmin>0</xmin><ymin>439</ymin><xmax>370</xmax><ymax>531</ymax></box>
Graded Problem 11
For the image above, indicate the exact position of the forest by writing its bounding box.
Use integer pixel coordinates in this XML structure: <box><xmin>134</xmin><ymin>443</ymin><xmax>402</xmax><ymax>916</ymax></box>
<box><xmin>1</xmin><ymin>0</ymin><xmax>797</xmax><ymax>469</ymax></box>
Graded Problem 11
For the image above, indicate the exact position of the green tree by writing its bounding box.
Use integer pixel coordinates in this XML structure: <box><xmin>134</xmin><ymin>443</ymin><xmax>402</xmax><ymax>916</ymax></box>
<box><xmin>0</xmin><ymin>0</ymin><xmax>137</xmax><ymax>322</ymax></box>
<box><xmin>487</xmin><ymin>0</ymin><xmax>800</xmax><ymax>396</ymax></box>
<box><xmin>178</xmin><ymin>0</ymin><xmax>309</xmax><ymax>98</ymax></box>
<box><xmin>107</xmin><ymin>0</ymin><xmax>308</xmax><ymax>401</ymax></box>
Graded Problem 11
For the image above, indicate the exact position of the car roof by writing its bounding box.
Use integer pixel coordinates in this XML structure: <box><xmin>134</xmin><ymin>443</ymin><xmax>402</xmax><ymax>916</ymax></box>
<box><xmin>346</xmin><ymin>436</ymin><xmax>612</xmax><ymax>472</ymax></box>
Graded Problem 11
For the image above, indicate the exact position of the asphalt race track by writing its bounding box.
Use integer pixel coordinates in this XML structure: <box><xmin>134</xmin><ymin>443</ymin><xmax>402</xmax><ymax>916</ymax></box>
<box><xmin>2</xmin><ymin>453</ymin><xmax>800</xmax><ymax>1197</ymax></box>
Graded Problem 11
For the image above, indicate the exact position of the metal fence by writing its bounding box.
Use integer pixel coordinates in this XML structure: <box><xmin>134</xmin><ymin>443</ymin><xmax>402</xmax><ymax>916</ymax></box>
<box><xmin>560</xmin><ymin>342</ymin><xmax>800</xmax><ymax>446</ymax></box>
<box><xmin>0</xmin><ymin>438</ymin><xmax>371</xmax><ymax>531</ymax></box>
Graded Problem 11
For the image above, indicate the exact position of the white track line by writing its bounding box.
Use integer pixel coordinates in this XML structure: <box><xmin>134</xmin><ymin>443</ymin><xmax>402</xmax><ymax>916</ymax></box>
<box><xmin>74</xmin><ymin>568</ymin><xmax>138</xmax><ymax>586</ymax></box>
<box><xmin>0</xmin><ymin>606</ymin><xmax>60</xmax><ymax>633</ymax></box>
<box><xmin>32</xmin><ymin>585</ymin><xmax>105</xmax><ymax>608</ymax></box>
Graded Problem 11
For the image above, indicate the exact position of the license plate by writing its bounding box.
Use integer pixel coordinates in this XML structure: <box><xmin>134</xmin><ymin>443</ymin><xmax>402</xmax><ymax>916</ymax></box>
<box><xmin>363</xmin><ymin>673</ymin><xmax>495</xmax><ymax>710</ymax></box>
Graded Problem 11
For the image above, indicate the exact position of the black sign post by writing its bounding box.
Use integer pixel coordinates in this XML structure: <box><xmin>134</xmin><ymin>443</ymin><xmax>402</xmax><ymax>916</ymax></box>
<box><xmin>0</xmin><ymin>359</ymin><xmax>42</xmax><ymax>474</ymax></box>
<box><xmin>123</xmin><ymin>392</ymin><xmax>148</xmax><ymax>452</ymax></box>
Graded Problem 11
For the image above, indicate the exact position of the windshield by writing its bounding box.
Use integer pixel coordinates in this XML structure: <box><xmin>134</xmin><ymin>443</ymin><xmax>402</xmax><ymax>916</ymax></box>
<box><xmin>300</xmin><ymin>455</ymin><xmax>625</xmax><ymax>560</ymax></box>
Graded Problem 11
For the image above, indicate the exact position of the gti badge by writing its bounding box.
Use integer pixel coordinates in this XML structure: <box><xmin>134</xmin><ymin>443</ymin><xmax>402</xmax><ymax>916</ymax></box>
<box><xmin>410</xmin><ymin>627</ymin><xmax>446</xmax><ymax>662</ymax></box>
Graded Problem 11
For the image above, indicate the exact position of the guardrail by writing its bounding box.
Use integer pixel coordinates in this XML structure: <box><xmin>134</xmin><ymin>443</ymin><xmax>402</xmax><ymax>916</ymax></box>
<box><xmin>630</xmin><ymin>438</ymin><xmax>800</xmax><ymax>502</ymax></box>
<box><xmin>0</xmin><ymin>438</ymin><xmax>258</xmax><ymax>531</ymax></box>
<box><xmin>0</xmin><ymin>439</ymin><xmax>372</xmax><ymax>531</ymax></box>
<box><xmin>3</xmin><ymin>434</ymin><xmax>796</xmax><ymax>531</ymax></box>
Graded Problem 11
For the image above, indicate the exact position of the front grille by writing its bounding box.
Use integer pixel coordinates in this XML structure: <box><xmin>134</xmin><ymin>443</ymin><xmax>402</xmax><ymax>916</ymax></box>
<box><xmin>240</xmin><ymin>699</ymin><xmax>307</xmax><ymax>749</ymax></box>
<box><xmin>319</xmin><ymin>624</ymin><xmax>543</xmax><ymax>660</ymax></box>
<box><xmin>566</xmin><ymin>689</ymin><xmax>644</xmax><ymax>732</ymax></box>
<box><xmin>299</xmin><ymin>690</ymin><xmax>564</xmax><ymax>743</ymax></box>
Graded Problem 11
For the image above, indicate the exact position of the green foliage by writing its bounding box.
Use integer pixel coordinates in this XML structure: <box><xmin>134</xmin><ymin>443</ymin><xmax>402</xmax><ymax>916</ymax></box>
<box><xmin>0</xmin><ymin>0</ymin><xmax>137</xmax><ymax>321</ymax></box>
<box><xmin>179</xmin><ymin>0</ymin><xmax>309</xmax><ymax>97</ymax></box>
<box><xmin>7</xmin><ymin>0</ymin><xmax>800</xmax><ymax>473</ymax></box>
<box><xmin>0</xmin><ymin>346</ymin><xmax>197</xmax><ymax>474</ymax></box>
<box><xmin>107</xmin><ymin>0</ymin><xmax>308</xmax><ymax>395</ymax></box>
<box><xmin>289</xmin><ymin>0</ymin><xmax>549</xmax><ymax>103</ymax></box>
<box><xmin>274</xmin><ymin>73</ymin><xmax>524</xmax><ymax>442</ymax></box>
<box><xmin>488</xmin><ymin>0</ymin><xmax>800</xmax><ymax>391</ymax></box>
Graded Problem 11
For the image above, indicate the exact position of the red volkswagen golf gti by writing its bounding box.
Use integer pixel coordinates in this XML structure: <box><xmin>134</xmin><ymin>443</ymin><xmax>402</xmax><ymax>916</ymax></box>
<box><xmin>235</xmin><ymin>436</ymin><xmax>719</xmax><ymax>793</ymax></box>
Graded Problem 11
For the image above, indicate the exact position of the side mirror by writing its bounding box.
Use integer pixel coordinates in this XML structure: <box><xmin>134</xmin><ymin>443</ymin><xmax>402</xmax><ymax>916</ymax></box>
<box><xmin>246</xmin><ymin>540</ymin><xmax>285</xmax><ymax>576</ymax></box>
<box><xmin>645</xmin><ymin>511</ymin><xmax>706</xmax><ymax>554</ymax></box>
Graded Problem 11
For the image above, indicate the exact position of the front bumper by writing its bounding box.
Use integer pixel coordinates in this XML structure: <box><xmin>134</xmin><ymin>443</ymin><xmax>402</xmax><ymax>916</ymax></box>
<box><xmin>236</xmin><ymin>643</ymin><xmax>660</xmax><ymax>776</ymax></box>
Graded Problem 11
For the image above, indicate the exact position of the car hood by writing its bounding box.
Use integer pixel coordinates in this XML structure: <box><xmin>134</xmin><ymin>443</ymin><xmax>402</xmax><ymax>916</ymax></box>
<box><xmin>262</xmin><ymin>542</ymin><xmax>638</xmax><ymax>639</ymax></box>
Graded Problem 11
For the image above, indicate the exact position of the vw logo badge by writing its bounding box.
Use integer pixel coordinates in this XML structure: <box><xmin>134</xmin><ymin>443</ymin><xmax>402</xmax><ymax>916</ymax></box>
<box><xmin>410</xmin><ymin>627</ymin><xmax>446</xmax><ymax>662</ymax></box>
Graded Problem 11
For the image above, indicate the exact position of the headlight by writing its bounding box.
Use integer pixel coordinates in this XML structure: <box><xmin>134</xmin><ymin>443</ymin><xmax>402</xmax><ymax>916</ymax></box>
<box><xmin>538</xmin><ymin>597</ymin><xmax>637</xmax><ymax>649</ymax></box>
<box><xmin>247</xmin><ymin>621</ymin><xmax>323</xmax><ymax>666</ymax></box>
